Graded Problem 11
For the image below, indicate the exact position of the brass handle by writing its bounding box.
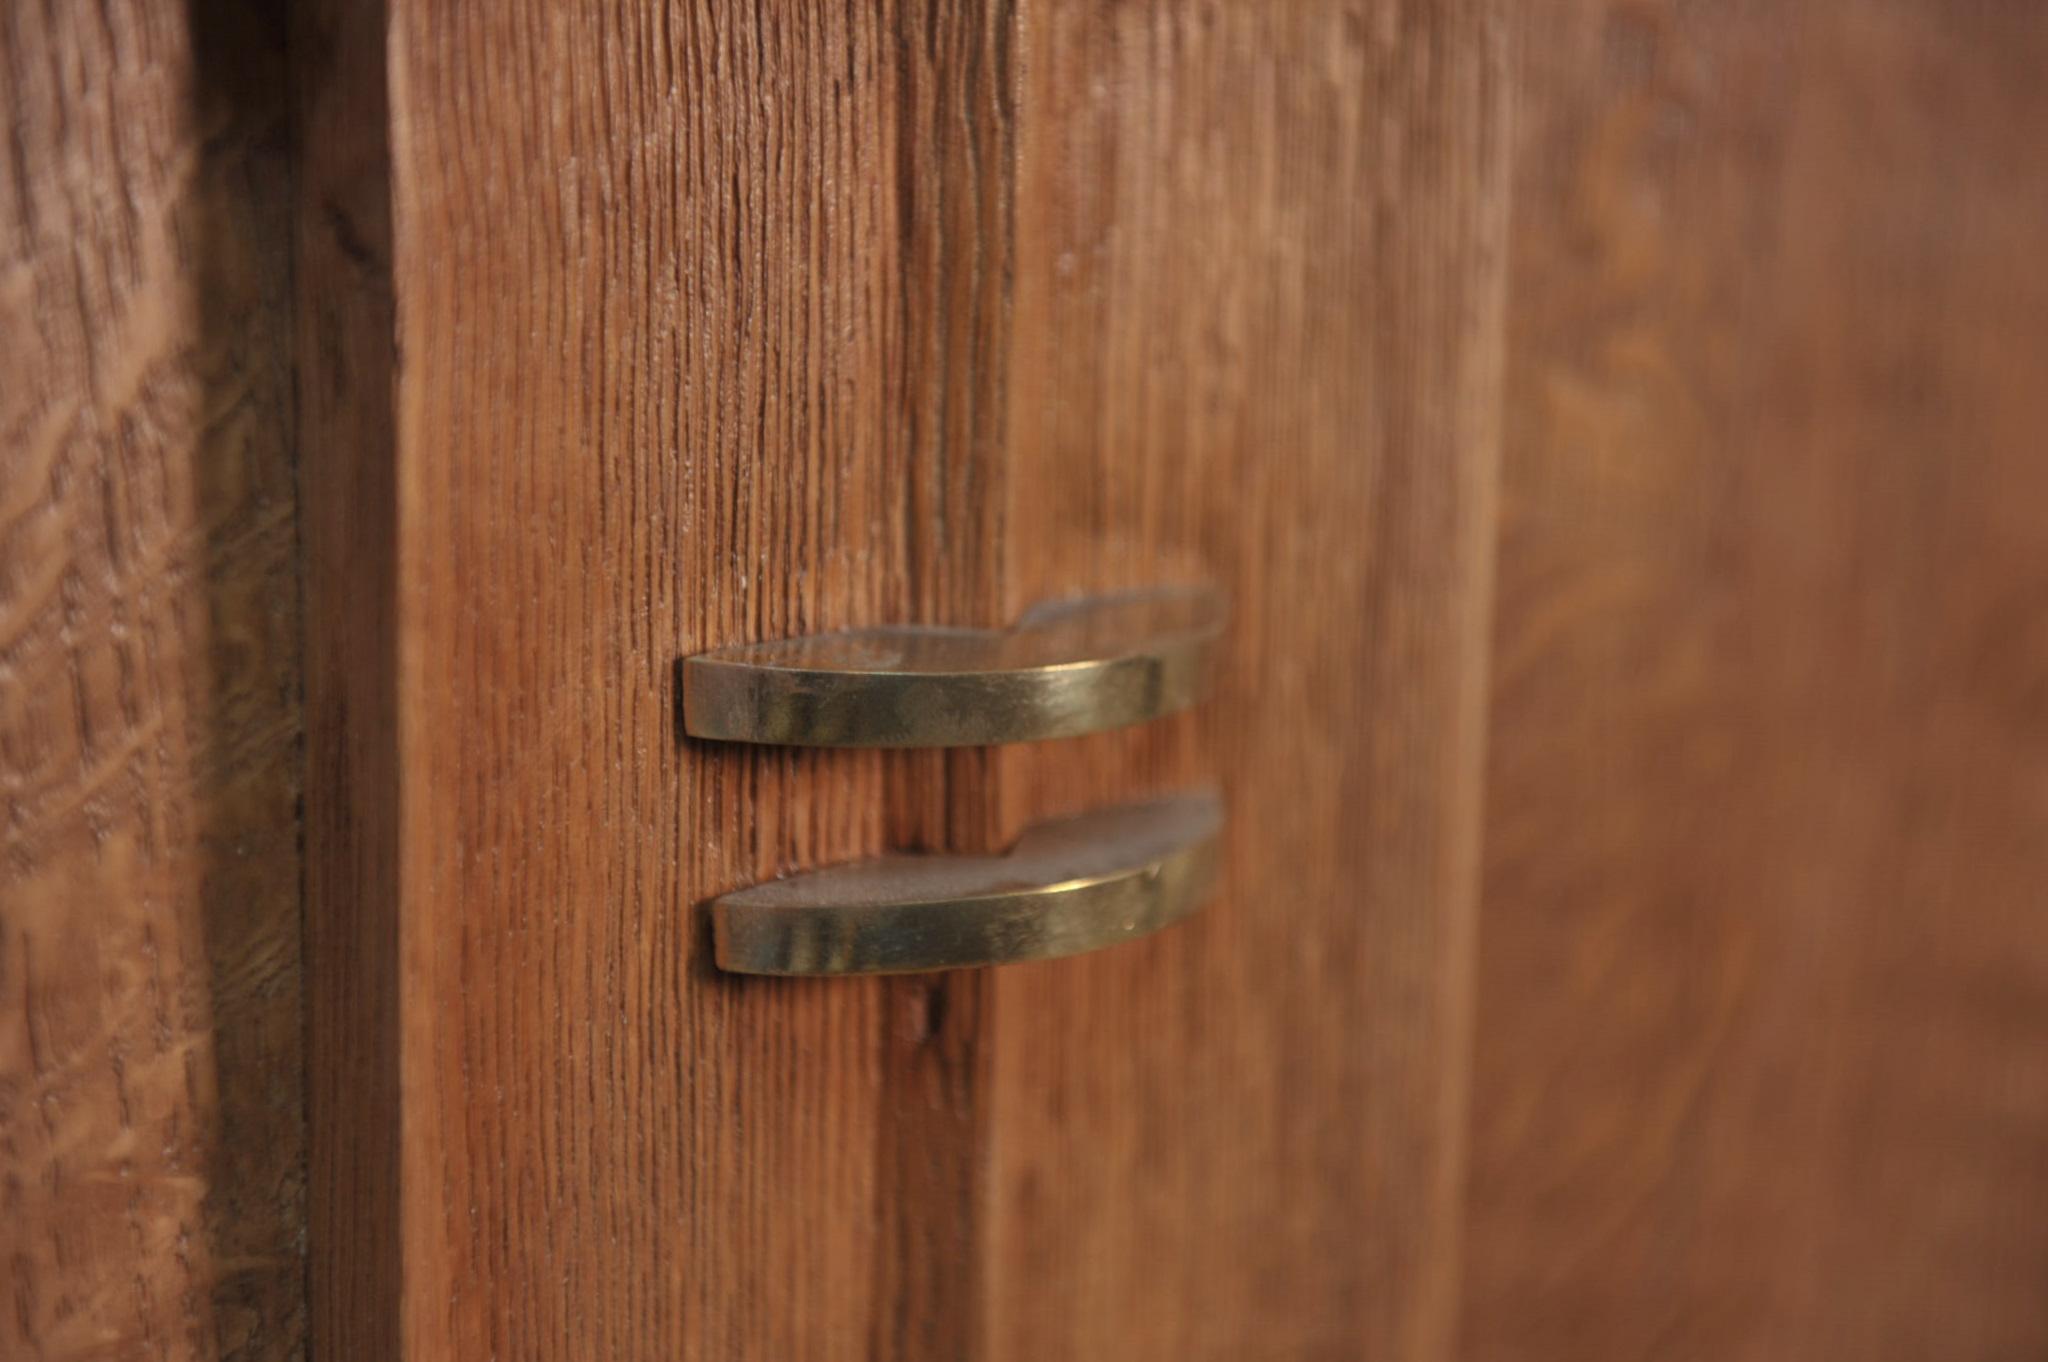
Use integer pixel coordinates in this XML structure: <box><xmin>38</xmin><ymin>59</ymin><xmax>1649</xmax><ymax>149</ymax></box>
<box><xmin>711</xmin><ymin>791</ymin><xmax>1222</xmax><ymax>975</ymax></box>
<box><xmin>682</xmin><ymin>587</ymin><xmax>1222</xmax><ymax>748</ymax></box>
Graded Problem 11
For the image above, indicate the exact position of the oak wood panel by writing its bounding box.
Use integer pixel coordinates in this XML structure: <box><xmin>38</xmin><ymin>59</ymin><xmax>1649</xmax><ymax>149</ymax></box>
<box><xmin>0</xmin><ymin>3</ymin><xmax>303</xmax><ymax>1359</ymax></box>
<box><xmin>985</xmin><ymin>5</ymin><xmax>1509</xmax><ymax>1359</ymax></box>
<box><xmin>1462</xmin><ymin>4</ymin><xmax>2048</xmax><ymax>1359</ymax></box>
<box><xmin>362</xmin><ymin>2</ymin><xmax>1511</xmax><ymax>1358</ymax></box>
<box><xmin>380</xmin><ymin>3</ymin><xmax>1014</xmax><ymax>1358</ymax></box>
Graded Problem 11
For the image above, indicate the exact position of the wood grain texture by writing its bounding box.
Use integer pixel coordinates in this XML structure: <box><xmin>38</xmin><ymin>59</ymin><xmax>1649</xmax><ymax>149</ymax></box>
<box><xmin>367</xmin><ymin>1</ymin><xmax>1507</xmax><ymax>1358</ymax></box>
<box><xmin>0</xmin><ymin>3</ymin><xmax>304</xmax><ymax>1359</ymax></box>
<box><xmin>986</xmin><ymin>4</ymin><xmax>1508</xmax><ymax>1360</ymax></box>
<box><xmin>295</xmin><ymin>0</ymin><xmax>401</xmax><ymax>1359</ymax></box>
<box><xmin>1462</xmin><ymin>4</ymin><xmax>2048</xmax><ymax>1359</ymax></box>
<box><xmin>383</xmin><ymin>3</ymin><xmax>1015</xmax><ymax>1357</ymax></box>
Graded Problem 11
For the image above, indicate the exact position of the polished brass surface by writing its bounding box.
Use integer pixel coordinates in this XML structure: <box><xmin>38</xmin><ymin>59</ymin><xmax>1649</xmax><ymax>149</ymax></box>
<box><xmin>682</xmin><ymin>587</ymin><xmax>1222</xmax><ymax>747</ymax></box>
<box><xmin>710</xmin><ymin>791</ymin><xmax>1223</xmax><ymax>975</ymax></box>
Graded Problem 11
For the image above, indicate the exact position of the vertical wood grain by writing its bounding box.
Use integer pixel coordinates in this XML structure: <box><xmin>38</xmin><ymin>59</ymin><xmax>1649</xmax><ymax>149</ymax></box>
<box><xmin>987</xmin><ymin>5</ymin><xmax>1509</xmax><ymax>1359</ymax></box>
<box><xmin>1462</xmin><ymin>4</ymin><xmax>2048</xmax><ymax>1359</ymax></box>
<box><xmin>382</xmin><ymin>3</ymin><xmax>1015</xmax><ymax>1357</ymax></box>
<box><xmin>363</xmin><ymin>2</ymin><xmax>1510</xmax><ymax>1358</ymax></box>
<box><xmin>0</xmin><ymin>3</ymin><xmax>304</xmax><ymax>1358</ymax></box>
<box><xmin>295</xmin><ymin>0</ymin><xmax>400</xmax><ymax>1358</ymax></box>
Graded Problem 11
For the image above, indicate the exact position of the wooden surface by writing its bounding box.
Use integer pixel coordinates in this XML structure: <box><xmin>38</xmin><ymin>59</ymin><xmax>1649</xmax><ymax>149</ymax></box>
<box><xmin>372</xmin><ymin>1</ymin><xmax>1505</xmax><ymax>1358</ymax></box>
<box><xmin>1461</xmin><ymin>4</ymin><xmax>2048</xmax><ymax>1359</ymax></box>
<box><xmin>18</xmin><ymin>2</ymin><xmax>2048</xmax><ymax>1359</ymax></box>
<box><xmin>295</xmin><ymin>0</ymin><xmax>402</xmax><ymax>1359</ymax></box>
<box><xmin>383</xmin><ymin>4</ymin><xmax>1016</xmax><ymax>1358</ymax></box>
<box><xmin>986</xmin><ymin>5</ymin><xmax>1507</xmax><ymax>1359</ymax></box>
<box><xmin>0</xmin><ymin>4</ymin><xmax>304</xmax><ymax>1360</ymax></box>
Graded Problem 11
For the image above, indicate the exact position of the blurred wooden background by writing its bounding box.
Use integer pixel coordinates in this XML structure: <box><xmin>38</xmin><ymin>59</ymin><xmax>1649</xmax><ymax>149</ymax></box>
<box><xmin>1465</xmin><ymin>4</ymin><xmax>2048</xmax><ymax>1358</ymax></box>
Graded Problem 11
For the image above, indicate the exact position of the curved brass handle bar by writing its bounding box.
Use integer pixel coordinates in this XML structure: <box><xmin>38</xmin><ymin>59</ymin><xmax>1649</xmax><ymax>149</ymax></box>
<box><xmin>682</xmin><ymin>587</ymin><xmax>1222</xmax><ymax>747</ymax></box>
<box><xmin>711</xmin><ymin>791</ymin><xmax>1223</xmax><ymax>976</ymax></box>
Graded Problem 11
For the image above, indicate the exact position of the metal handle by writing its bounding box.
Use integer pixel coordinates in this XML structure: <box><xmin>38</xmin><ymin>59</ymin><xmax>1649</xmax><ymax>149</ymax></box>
<box><xmin>710</xmin><ymin>791</ymin><xmax>1222</xmax><ymax>976</ymax></box>
<box><xmin>682</xmin><ymin>587</ymin><xmax>1222</xmax><ymax>748</ymax></box>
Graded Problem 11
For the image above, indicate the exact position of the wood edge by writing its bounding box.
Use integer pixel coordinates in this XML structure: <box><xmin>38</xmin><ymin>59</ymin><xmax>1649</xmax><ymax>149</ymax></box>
<box><xmin>294</xmin><ymin>0</ymin><xmax>403</xmax><ymax>1356</ymax></box>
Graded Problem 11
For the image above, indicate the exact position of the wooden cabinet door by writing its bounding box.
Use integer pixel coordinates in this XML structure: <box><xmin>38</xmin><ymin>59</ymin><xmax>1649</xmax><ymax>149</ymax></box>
<box><xmin>301</xmin><ymin>3</ymin><xmax>1504</xmax><ymax>1359</ymax></box>
<box><xmin>16</xmin><ymin>3</ymin><xmax>2048</xmax><ymax>1361</ymax></box>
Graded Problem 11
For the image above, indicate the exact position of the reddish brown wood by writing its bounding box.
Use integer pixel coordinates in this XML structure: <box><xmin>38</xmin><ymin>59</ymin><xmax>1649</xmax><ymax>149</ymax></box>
<box><xmin>1462</xmin><ymin>4</ymin><xmax>2048</xmax><ymax>1359</ymax></box>
<box><xmin>21</xmin><ymin>2</ymin><xmax>2048</xmax><ymax>1360</ymax></box>
<box><xmin>0</xmin><ymin>3</ymin><xmax>303</xmax><ymax>1358</ymax></box>
<box><xmin>985</xmin><ymin>4</ymin><xmax>1509</xmax><ymax>1359</ymax></box>
<box><xmin>355</xmin><ymin>2</ymin><xmax>1506</xmax><ymax>1358</ymax></box>
<box><xmin>380</xmin><ymin>4</ymin><xmax>1016</xmax><ymax>1357</ymax></box>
